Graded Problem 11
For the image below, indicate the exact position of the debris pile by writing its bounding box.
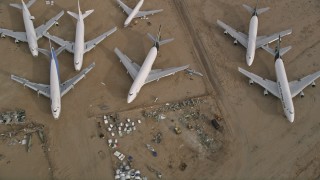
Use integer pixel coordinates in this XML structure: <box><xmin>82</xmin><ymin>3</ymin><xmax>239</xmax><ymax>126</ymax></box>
<box><xmin>152</xmin><ymin>132</ymin><xmax>162</xmax><ymax>144</ymax></box>
<box><xmin>0</xmin><ymin>123</ymin><xmax>45</xmax><ymax>152</ymax></box>
<box><xmin>103</xmin><ymin>115</ymin><xmax>141</xmax><ymax>138</ymax></box>
<box><xmin>143</xmin><ymin>98</ymin><xmax>204</xmax><ymax>120</ymax></box>
<box><xmin>114</xmin><ymin>161</ymin><xmax>147</xmax><ymax>180</ymax></box>
<box><xmin>0</xmin><ymin>109</ymin><xmax>26</xmax><ymax>124</ymax></box>
<box><xmin>147</xmin><ymin>165</ymin><xmax>162</xmax><ymax>179</ymax></box>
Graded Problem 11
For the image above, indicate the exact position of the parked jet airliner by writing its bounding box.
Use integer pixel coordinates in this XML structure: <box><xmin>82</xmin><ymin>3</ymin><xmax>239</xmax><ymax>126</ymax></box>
<box><xmin>0</xmin><ymin>0</ymin><xmax>64</xmax><ymax>57</ymax></box>
<box><xmin>114</xmin><ymin>26</ymin><xmax>189</xmax><ymax>103</ymax></box>
<box><xmin>238</xmin><ymin>38</ymin><xmax>320</xmax><ymax>122</ymax></box>
<box><xmin>116</xmin><ymin>0</ymin><xmax>163</xmax><ymax>27</ymax></box>
<box><xmin>217</xmin><ymin>1</ymin><xmax>292</xmax><ymax>66</ymax></box>
<box><xmin>44</xmin><ymin>0</ymin><xmax>117</xmax><ymax>71</ymax></box>
<box><xmin>11</xmin><ymin>42</ymin><xmax>95</xmax><ymax>119</ymax></box>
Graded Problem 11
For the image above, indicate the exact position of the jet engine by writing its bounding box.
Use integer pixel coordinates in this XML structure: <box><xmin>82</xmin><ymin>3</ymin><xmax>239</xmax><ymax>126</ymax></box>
<box><xmin>14</xmin><ymin>39</ymin><xmax>19</xmax><ymax>43</ymax></box>
<box><xmin>1</xmin><ymin>34</ymin><xmax>5</xmax><ymax>38</ymax></box>
<box><xmin>249</xmin><ymin>79</ymin><xmax>254</xmax><ymax>85</ymax></box>
<box><xmin>55</xmin><ymin>21</ymin><xmax>59</xmax><ymax>26</ymax></box>
<box><xmin>311</xmin><ymin>81</ymin><xmax>316</xmax><ymax>88</ymax></box>
<box><xmin>224</xmin><ymin>30</ymin><xmax>228</xmax><ymax>35</ymax></box>
<box><xmin>300</xmin><ymin>91</ymin><xmax>304</xmax><ymax>98</ymax></box>
<box><xmin>263</xmin><ymin>89</ymin><xmax>268</xmax><ymax>96</ymax></box>
<box><xmin>233</xmin><ymin>40</ymin><xmax>238</xmax><ymax>45</ymax></box>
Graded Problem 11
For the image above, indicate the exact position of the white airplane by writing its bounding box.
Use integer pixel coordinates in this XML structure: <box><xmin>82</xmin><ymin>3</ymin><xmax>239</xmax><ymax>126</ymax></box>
<box><xmin>116</xmin><ymin>0</ymin><xmax>163</xmax><ymax>27</ymax></box>
<box><xmin>11</xmin><ymin>41</ymin><xmax>95</xmax><ymax>119</ymax></box>
<box><xmin>114</xmin><ymin>26</ymin><xmax>189</xmax><ymax>103</ymax></box>
<box><xmin>217</xmin><ymin>1</ymin><xmax>292</xmax><ymax>66</ymax></box>
<box><xmin>238</xmin><ymin>38</ymin><xmax>320</xmax><ymax>122</ymax></box>
<box><xmin>44</xmin><ymin>0</ymin><xmax>117</xmax><ymax>71</ymax></box>
<box><xmin>0</xmin><ymin>0</ymin><xmax>64</xmax><ymax>57</ymax></box>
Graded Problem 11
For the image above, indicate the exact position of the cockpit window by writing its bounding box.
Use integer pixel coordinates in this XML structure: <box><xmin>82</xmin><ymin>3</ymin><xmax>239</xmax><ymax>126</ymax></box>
<box><xmin>76</xmin><ymin>61</ymin><xmax>79</xmax><ymax>65</ymax></box>
<box><xmin>53</xmin><ymin>109</ymin><xmax>58</xmax><ymax>112</ymax></box>
<box><xmin>129</xmin><ymin>93</ymin><xmax>133</xmax><ymax>96</ymax></box>
<box><xmin>289</xmin><ymin>111</ymin><xmax>294</xmax><ymax>114</ymax></box>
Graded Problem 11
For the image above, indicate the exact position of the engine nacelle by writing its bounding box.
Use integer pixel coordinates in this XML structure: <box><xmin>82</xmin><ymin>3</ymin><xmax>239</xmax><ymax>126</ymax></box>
<box><xmin>311</xmin><ymin>81</ymin><xmax>316</xmax><ymax>88</ymax></box>
<box><xmin>30</xmin><ymin>16</ymin><xmax>35</xmax><ymax>20</ymax></box>
<box><xmin>14</xmin><ymin>39</ymin><xmax>19</xmax><ymax>43</ymax></box>
<box><xmin>55</xmin><ymin>21</ymin><xmax>59</xmax><ymax>26</ymax></box>
<box><xmin>249</xmin><ymin>79</ymin><xmax>254</xmax><ymax>85</ymax></box>
<box><xmin>234</xmin><ymin>40</ymin><xmax>238</xmax><ymax>45</ymax></box>
<box><xmin>300</xmin><ymin>91</ymin><xmax>304</xmax><ymax>98</ymax></box>
<box><xmin>1</xmin><ymin>34</ymin><xmax>6</xmax><ymax>38</ymax></box>
<box><xmin>224</xmin><ymin>30</ymin><xmax>228</xmax><ymax>35</ymax></box>
<box><xmin>264</xmin><ymin>89</ymin><xmax>268</xmax><ymax>96</ymax></box>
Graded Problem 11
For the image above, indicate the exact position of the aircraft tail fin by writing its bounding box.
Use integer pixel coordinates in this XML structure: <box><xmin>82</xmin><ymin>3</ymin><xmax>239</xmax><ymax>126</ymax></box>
<box><xmin>243</xmin><ymin>0</ymin><xmax>269</xmax><ymax>16</ymax></box>
<box><xmin>147</xmin><ymin>25</ymin><xmax>174</xmax><ymax>51</ymax></box>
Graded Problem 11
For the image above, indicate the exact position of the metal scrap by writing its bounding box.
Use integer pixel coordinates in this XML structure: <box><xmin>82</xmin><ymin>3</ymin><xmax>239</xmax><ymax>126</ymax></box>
<box><xmin>152</xmin><ymin>132</ymin><xmax>162</xmax><ymax>144</ymax></box>
<box><xmin>0</xmin><ymin>109</ymin><xmax>26</xmax><ymax>124</ymax></box>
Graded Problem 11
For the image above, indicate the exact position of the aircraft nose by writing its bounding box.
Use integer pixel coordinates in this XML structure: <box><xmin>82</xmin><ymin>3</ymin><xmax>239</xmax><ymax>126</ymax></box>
<box><xmin>286</xmin><ymin>111</ymin><xmax>294</xmax><ymax>123</ymax></box>
<box><xmin>32</xmin><ymin>50</ymin><xmax>38</xmax><ymax>57</ymax></box>
<box><xmin>246</xmin><ymin>55</ymin><xmax>253</xmax><ymax>66</ymax></box>
<box><xmin>75</xmin><ymin>62</ymin><xmax>81</xmax><ymax>71</ymax></box>
<box><xmin>127</xmin><ymin>93</ymin><xmax>135</xmax><ymax>103</ymax></box>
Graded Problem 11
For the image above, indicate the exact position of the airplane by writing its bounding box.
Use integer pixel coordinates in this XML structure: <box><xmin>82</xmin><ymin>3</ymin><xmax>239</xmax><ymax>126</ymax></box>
<box><xmin>116</xmin><ymin>0</ymin><xmax>163</xmax><ymax>27</ymax></box>
<box><xmin>114</xmin><ymin>25</ymin><xmax>189</xmax><ymax>103</ymax></box>
<box><xmin>11</xmin><ymin>41</ymin><xmax>95</xmax><ymax>119</ymax></box>
<box><xmin>238</xmin><ymin>37</ymin><xmax>320</xmax><ymax>122</ymax></box>
<box><xmin>44</xmin><ymin>0</ymin><xmax>117</xmax><ymax>71</ymax></box>
<box><xmin>0</xmin><ymin>0</ymin><xmax>64</xmax><ymax>57</ymax></box>
<box><xmin>216</xmin><ymin>0</ymin><xmax>292</xmax><ymax>66</ymax></box>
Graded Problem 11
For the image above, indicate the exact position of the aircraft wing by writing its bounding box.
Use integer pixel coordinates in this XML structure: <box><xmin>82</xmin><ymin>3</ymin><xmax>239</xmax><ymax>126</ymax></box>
<box><xmin>135</xmin><ymin>9</ymin><xmax>163</xmax><ymax>18</ymax></box>
<box><xmin>217</xmin><ymin>20</ymin><xmax>248</xmax><ymax>48</ymax></box>
<box><xmin>60</xmin><ymin>62</ymin><xmax>95</xmax><ymax>97</ymax></box>
<box><xmin>256</xmin><ymin>29</ymin><xmax>292</xmax><ymax>48</ymax></box>
<box><xmin>114</xmin><ymin>48</ymin><xmax>140</xmax><ymax>80</ymax></box>
<box><xmin>145</xmin><ymin>65</ymin><xmax>189</xmax><ymax>84</ymax></box>
<box><xmin>116</xmin><ymin>0</ymin><xmax>133</xmax><ymax>15</ymax></box>
<box><xmin>84</xmin><ymin>26</ymin><xmax>117</xmax><ymax>53</ymax></box>
<box><xmin>44</xmin><ymin>33</ymin><xmax>74</xmax><ymax>53</ymax></box>
<box><xmin>11</xmin><ymin>75</ymin><xmax>50</xmax><ymax>98</ymax></box>
<box><xmin>289</xmin><ymin>71</ymin><xmax>320</xmax><ymax>98</ymax></box>
<box><xmin>35</xmin><ymin>11</ymin><xmax>64</xmax><ymax>39</ymax></box>
<box><xmin>0</xmin><ymin>29</ymin><xmax>27</xmax><ymax>42</ymax></box>
<box><xmin>238</xmin><ymin>67</ymin><xmax>280</xmax><ymax>98</ymax></box>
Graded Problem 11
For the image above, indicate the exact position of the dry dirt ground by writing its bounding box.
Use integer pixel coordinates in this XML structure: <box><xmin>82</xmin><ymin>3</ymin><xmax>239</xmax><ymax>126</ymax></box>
<box><xmin>0</xmin><ymin>0</ymin><xmax>320</xmax><ymax>179</ymax></box>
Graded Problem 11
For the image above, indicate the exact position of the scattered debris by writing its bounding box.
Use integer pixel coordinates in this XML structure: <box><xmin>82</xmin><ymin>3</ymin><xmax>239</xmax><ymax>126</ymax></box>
<box><xmin>108</xmin><ymin>139</ymin><xmax>118</xmax><ymax>149</ymax></box>
<box><xmin>174</xmin><ymin>126</ymin><xmax>182</xmax><ymax>135</ymax></box>
<box><xmin>179</xmin><ymin>162</ymin><xmax>187</xmax><ymax>171</ymax></box>
<box><xmin>102</xmin><ymin>116</ymin><xmax>140</xmax><ymax>138</ymax></box>
<box><xmin>147</xmin><ymin>165</ymin><xmax>162</xmax><ymax>179</ymax></box>
<box><xmin>146</xmin><ymin>144</ymin><xmax>158</xmax><ymax>157</ymax></box>
<box><xmin>154</xmin><ymin>97</ymin><xmax>159</xmax><ymax>103</ymax></box>
<box><xmin>0</xmin><ymin>154</ymin><xmax>5</xmax><ymax>161</ymax></box>
<box><xmin>101</xmin><ymin>82</ymin><xmax>106</xmax><ymax>86</ymax></box>
<box><xmin>115</xmin><ymin>161</ymin><xmax>147</xmax><ymax>180</ymax></box>
<box><xmin>26</xmin><ymin>133</ymin><xmax>32</xmax><ymax>152</ymax></box>
<box><xmin>0</xmin><ymin>109</ymin><xmax>26</xmax><ymax>124</ymax></box>
<box><xmin>147</xmin><ymin>21</ymin><xmax>152</xmax><ymax>26</ymax></box>
<box><xmin>152</xmin><ymin>132</ymin><xmax>162</xmax><ymax>144</ymax></box>
<box><xmin>114</xmin><ymin>151</ymin><xmax>126</xmax><ymax>161</ymax></box>
<box><xmin>211</xmin><ymin>119</ymin><xmax>220</xmax><ymax>130</ymax></box>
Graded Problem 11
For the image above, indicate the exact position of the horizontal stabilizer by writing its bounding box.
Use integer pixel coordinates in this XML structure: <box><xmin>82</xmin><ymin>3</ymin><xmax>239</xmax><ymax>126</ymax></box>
<box><xmin>280</xmin><ymin>46</ymin><xmax>292</xmax><ymax>56</ymax></box>
<box><xmin>256</xmin><ymin>7</ymin><xmax>270</xmax><ymax>15</ymax></box>
<box><xmin>38</xmin><ymin>48</ymin><xmax>51</xmax><ymax>57</ymax></box>
<box><xmin>9</xmin><ymin>4</ymin><xmax>22</xmax><ymax>9</ymax></box>
<box><xmin>261</xmin><ymin>45</ymin><xmax>276</xmax><ymax>56</ymax></box>
<box><xmin>82</xmin><ymin>10</ymin><xmax>94</xmax><ymax>19</ymax></box>
<box><xmin>147</xmin><ymin>33</ymin><xmax>174</xmax><ymax>46</ymax></box>
<box><xmin>242</xmin><ymin>4</ymin><xmax>254</xmax><ymax>14</ymax></box>
<box><xmin>55</xmin><ymin>46</ymin><xmax>66</xmax><ymax>56</ymax></box>
<box><xmin>67</xmin><ymin>11</ymin><xmax>79</xmax><ymax>20</ymax></box>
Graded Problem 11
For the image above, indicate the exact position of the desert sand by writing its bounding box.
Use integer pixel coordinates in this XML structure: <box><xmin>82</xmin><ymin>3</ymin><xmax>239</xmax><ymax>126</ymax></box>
<box><xmin>0</xmin><ymin>0</ymin><xmax>319</xmax><ymax>179</ymax></box>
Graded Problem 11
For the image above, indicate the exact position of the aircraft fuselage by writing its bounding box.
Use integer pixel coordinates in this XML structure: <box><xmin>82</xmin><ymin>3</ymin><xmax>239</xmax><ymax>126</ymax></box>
<box><xmin>49</xmin><ymin>48</ymin><xmax>61</xmax><ymax>119</ymax></box>
<box><xmin>124</xmin><ymin>0</ymin><xmax>144</xmax><ymax>27</ymax></box>
<box><xmin>275</xmin><ymin>58</ymin><xmax>294</xmax><ymax>122</ymax></box>
<box><xmin>127</xmin><ymin>46</ymin><xmax>157</xmax><ymax>103</ymax></box>
<box><xmin>246</xmin><ymin>15</ymin><xmax>258</xmax><ymax>66</ymax></box>
<box><xmin>74</xmin><ymin>13</ymin><xmax>85</xmax><ymax>71</ymax></box>
<box><xmin>21</xmin><ymin>1</ymin><xmax>38</xmax><ymax>56</ymax></box>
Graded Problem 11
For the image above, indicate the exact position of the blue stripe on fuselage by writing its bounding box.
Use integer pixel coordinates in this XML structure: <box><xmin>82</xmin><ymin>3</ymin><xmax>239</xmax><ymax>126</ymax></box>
<box><xmin>51</xmin><ymin>47</ymin><xmax>60</xmax><ymax>84</ymax></box>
